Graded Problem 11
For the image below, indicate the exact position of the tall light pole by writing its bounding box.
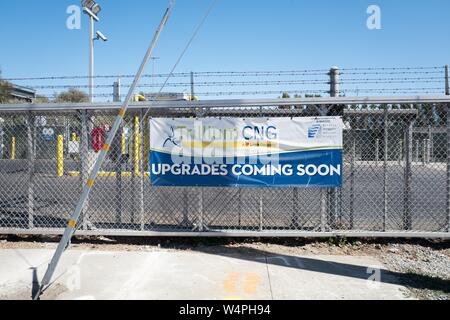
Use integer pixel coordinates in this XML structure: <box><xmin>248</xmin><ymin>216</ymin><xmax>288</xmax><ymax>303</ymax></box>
<box><xmin>82</xmin><ymin>0</ymin><xmax>107</xmax><ymax>102</ymax></box>
<box><xmin>89</xmin><ymin>13</ymin><xmax>95</xmax><ymax>102</ymax></box>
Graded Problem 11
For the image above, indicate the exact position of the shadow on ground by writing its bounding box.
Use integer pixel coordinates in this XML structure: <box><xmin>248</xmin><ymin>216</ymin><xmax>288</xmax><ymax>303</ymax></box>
<box><xmin>193</xmin><ymin>245</ymin><xmax>450</xmax><ymax>295</ymax></box>
<box><xmin>2</xmin><ymin>234</ymin><xmax>449</xmax><ymax>297</ymax></box>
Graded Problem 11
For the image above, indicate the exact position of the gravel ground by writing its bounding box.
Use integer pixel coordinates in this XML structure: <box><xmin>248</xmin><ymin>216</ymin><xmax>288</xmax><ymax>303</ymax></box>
<box><xmin>378</xmin><ymin>243</ymin><xmax>449</xmax><ymax>300</ymax></box>
<box><xmin>0</xmin><ymin>235</ymin><xmax>448</xmax><ymax>300</ymax></box>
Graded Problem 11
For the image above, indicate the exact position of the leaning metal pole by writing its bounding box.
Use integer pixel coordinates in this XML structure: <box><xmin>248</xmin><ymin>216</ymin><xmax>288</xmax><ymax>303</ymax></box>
<box><xmin>33</xmin><ymin>2</ymin><xmax>174</xmax><ymax>300</ymax></box>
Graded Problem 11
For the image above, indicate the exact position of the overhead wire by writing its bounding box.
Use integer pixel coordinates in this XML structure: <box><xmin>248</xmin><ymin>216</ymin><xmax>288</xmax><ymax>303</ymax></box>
<box><xmin>140</xmin><ymin>0</ymin><xmax>220</xmax><ymax>124</ymax></box>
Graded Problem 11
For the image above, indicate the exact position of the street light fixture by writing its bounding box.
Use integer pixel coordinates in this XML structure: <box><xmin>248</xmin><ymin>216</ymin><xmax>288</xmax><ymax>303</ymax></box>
<box><xmin>82</xmin><ymin>0</ymin><xmax>99</xmax><ymax>21</ymax></box>
<box><xmin>91</xmin><ymin>3</ymin><xmax>102</xmax><ymax>15</ymax></box>
<box><xmin>83</xmin><ymin>7</ymin><xmax>99</xmax><ymax>22</ymax></box>
<box><xmin>82</xmin><ymin>0</ymin><xmax>95</xmax><ymax>9</ymax></box>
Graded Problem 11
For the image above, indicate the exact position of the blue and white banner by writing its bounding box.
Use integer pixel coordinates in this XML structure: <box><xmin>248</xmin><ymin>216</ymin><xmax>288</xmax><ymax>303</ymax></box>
<box><xmin>149</xmin><ymin>117</ymin><xmax>343</xmax><ymax>188</ymax></box>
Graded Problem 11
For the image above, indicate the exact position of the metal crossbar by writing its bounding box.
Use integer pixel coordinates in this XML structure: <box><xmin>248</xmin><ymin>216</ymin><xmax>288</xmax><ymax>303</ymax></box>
<box><xmin>1</xmin><ymin>96</ymin><xmax>450</xmax><ymax>112</ymax></box>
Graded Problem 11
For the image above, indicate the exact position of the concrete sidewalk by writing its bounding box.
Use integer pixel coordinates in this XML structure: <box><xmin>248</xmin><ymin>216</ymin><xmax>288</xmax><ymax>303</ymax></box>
<box><xmin>0</xmin><ymin>248</ymin><xmax>410</xmax><ymax>300</ymax></box>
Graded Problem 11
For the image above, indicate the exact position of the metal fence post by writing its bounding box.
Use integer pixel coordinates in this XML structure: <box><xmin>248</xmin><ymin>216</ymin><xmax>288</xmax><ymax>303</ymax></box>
<box><xmin>139</xmin><ymin>109</ymin><xmax>145</xmax><ymax>230</ymax></box>
<box><xmin>329</xmin><ymin>67</ymin><xmax>340</xmax><ymax>98</ymax></box>
<box><xmin>147</xmin><ymin>117</ymin><xmax>153</xmax><ymax>230</ymax></box>
<box><xmin>328</xmin><ymin>66</ymin><xmax>340</xmax><ymax>228</ymax></box>
<box><xmin>194</xmin><ymin>114</ymin><xmax>205</xmax><ymax>232</ymax></box>
<box><xmin>404</xmin><ymin>120</ymin><xmax>413</xmax><ymax>230</ymax></box>
<box><xmin>383</xmin><ymin>107</ymin><xmax>389</xmax><ymax>231</ymax></box>
<box><xmin>181</xmin><ymin>174</ymin><xmax>190</xmax><ymax>226</ymax></box>
<box><xmin>447</xmin><ymin>103</ymin><xmax>450</xmax><ymax>232</ymax></box>
<box><xmin>81</xmin><ymin>110</ymin><xmax>90</xmax><ymax>230</ymax></box>
<box><xmin>446</xmin><ymin>67</ymin><xmax>450</xmax><ymax>232</ymax></box>
<box><xmin>113</xmin><ymin>79</ymin><xmax>121</xmax><ymax>103</ymax></box>
<box><xmin>428</xmin><ymin>126</ymin><xmax>433</xmax><ymax>163</ymax></box>
<box><xmin>27</xmin><ymin>112</ymin><xmax>34</xmax><ymax>229</ymax></box>
<box><xmin>115</xmin><ymin>121</ymin><xmax>123</xmax><ymax>224</ymax></box>
<box><xmin>350</xmin><ymin>135</ymin><xmax>356</xmax><ymax>230</ymax></box>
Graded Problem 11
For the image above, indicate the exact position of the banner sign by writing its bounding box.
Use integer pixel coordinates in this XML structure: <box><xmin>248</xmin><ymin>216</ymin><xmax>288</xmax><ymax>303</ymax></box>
<box><xmin>149</xmin><ymin>117</ymin><xmax>343</xmax><ymax>188</ymax></box>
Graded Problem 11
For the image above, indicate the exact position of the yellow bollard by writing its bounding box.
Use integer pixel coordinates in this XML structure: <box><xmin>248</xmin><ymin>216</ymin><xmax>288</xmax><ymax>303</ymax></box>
<box><xmin>11</xmin><ymin>137</ymin><xmax>16</xmax><ymax>160</ymax></box>
<box><xmin>121</xmin><ymin>132</ymin><xmax>126</xmax><ymax>155</ymax></box>
<box><xmin>71</xmin><ymin>132</ymin><xmax>77</xmax><ymax>142</ymax></box>
<box><xmin>57</xmin><ymin>135</ymin><xmax>64</xmax><ymax>177</ymax></box>
<box><xmin>134</xmin><ymin>116</ymin><xmax>140</xmax><ymax>176</ymax></box>
<box><xmin>143</xmin><ymin>122</ymin><xmax>149</xmax><ymax>169</ymax></box>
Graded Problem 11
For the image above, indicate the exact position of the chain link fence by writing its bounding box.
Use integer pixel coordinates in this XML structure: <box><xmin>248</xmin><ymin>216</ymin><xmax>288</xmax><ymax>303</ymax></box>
<box><xmin>0</xmin><ymin>99</ymin><xmax>449</xmax><ymax>237</ymax></box>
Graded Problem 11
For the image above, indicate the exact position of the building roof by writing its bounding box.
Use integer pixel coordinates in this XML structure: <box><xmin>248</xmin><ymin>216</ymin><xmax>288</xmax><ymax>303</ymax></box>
<box><xmin>10</xmin><ymin>84</ymin><xmax>36</xmax><ymax>101</ymax></box>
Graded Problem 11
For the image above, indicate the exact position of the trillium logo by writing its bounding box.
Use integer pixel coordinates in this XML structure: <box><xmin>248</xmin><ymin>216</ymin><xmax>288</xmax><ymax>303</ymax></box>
<box><xmin>308</xmin><ymin>124</ymin><xmax>321</xmax><ymax>139</ymax></box>
<box><xmin>163</xmin><ymin>126</ymin><xmax>180</xmax><ymax>148</ymax></box>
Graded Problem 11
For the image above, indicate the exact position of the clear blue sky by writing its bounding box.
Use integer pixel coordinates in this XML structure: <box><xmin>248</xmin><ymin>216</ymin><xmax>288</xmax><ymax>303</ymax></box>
<box><xmin>1</xmin><ymin>0</ymin><xmax>449</xmax><ymax>100</ymax></box>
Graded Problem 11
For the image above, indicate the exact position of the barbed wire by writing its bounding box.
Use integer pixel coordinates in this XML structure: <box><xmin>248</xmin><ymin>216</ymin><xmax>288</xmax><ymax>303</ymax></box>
<box><xmin>340</xmin><ymin>71</ymin><xmax>444</xmax><ymax>76</ymax></box>
<box><xmin>196</xmin><ymin>90</ymin><xmax>329</xmax><ymax>96</ymax></box>
<box><xmin>3</xmin><ymin>74</ymin><xmax>189</xmax><ymax>81</ymax></box>
<box><xmin>4</xmin><ymin>65</ymin><xmax>446</xmax><ymax>100</ymax></box>
<box><xmin>341</xmin><ymin>80</ymin><xmax>443</xmax><ymax>85</ymax></box>
<box><xmin>340</xmin><ymin>66</ymin><xmax>444</xmax><ymax>71</ymax></box>
<box><xmin>341</xmin><ymin>76</ymin><xmax>442</xmax><ymax>81</ymax></box>
<box><xmin>341</xmin><ymin>88</ymin><xmax>443</xmax><ymax>94</ymax></box>
<box><xmin>2</xmin><ymin>70</ymin><xmax>329</xmax><ymax>82</ymax></box>
<box><xmin>22</xmin><ymin>76</ymin><xmax>446</xmax><ymax>90</ymax></box>
<box><xmin>29</xmin><ymin>79</ymin><xmax>331</xmax><ymax>90</ymax></box>
<box><xmin>4</xmin><ymin>66</ymin><xmax>446</xmax><ymax>82</ymax></box>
